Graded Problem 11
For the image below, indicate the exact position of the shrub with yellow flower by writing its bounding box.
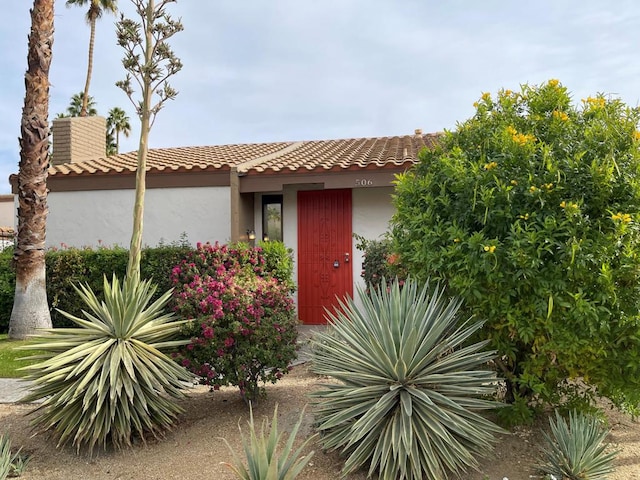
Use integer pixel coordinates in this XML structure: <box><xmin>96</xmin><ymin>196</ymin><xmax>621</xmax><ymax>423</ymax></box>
<box><xmin>484</xmin><ymin>161</ymin><xmax>498</xmax><ymax>170</ymax></box>
<box><xmin>393</xmin><ymin>80</ymin><xmax>640</xmax><ymax>424</ymax></box>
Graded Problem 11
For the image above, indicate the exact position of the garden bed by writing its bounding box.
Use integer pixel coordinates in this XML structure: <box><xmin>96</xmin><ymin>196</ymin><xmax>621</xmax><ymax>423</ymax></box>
<box><xmin>0</xmin><ymin>364</ymin><xmax>638</xmax><ymax>480</ymax></box>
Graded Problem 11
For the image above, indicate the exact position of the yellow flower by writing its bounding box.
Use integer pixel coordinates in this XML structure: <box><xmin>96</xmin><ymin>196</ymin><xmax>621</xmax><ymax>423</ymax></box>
<box><xmin>548</xmin><ymin>79</ymin><xmax>560</xmax><ymax>88</ymax></box>
<box><xmin>473</xmin><ymin>101</ymin><xmax>479</xmax><ymax>108</ymax></box>
<box><xmin>562</xmin><ymin>202</ymin><xmax>579</xmax><ymax>213</ymax></box>
<box><xmin>504</xmin><ymin>89</ymin><xmax>513</xmax><ymax>96</ymax></box>
<box><xmin>510</xmin><ymin>180</ymin><xmax>518</xmax><ymax>185</ymax></box>
<box><xmin>612</xmin><ymin>212</ymin><xmax>632</xmax><ymax>223</ymax></box>
<box><xmin>512</xmin><ymin>132</ymin><xmax>536</xmax><ymax>146</ymax></box>
<box><xmin>518</xmin><ymin>213</ymin><xmax>529</xmax><ymax>220</ymax></box>
<box><xmin>530</xmin><ymin>186</ymin><xmax>538</xmax><ymax>193</ymax></box>
<box><xmin>453</xmin><ymin>238</ymin><xmax>461</xmax><ymax>243</ymax></box>
<box><xmin>582</xmin><ymin>96</ymin><xmax>606</xmax><ymax>109</ymax></box>
<box><xmin>552</xmin><ymin>110</ymin><xmax>569</xmax><ymax>122</ymax></box>
<box><xmin>481</xmin><ymin>92</ymin><xmax>491</xmax><ymax>102</ymax></box>
<box><xmin>543</xmin><ymin>183</ymin><xmax>554</xmax><ymax>190</ymax></box>
<box><xmin>483</xmin><ymin>245</ymin><xmax>496</xmax><ymax>253</ymax></box>
<box><xmin>633</xmin><ymin>131</ymin><xmax>640</xmax><ymax>141</ymax></box>
<box><xmin>506</xmin><ymin>126</ymin><xmax>518</xmax><ymax>136</ymax></box>
<box><xmin>484</xmin><ymin>161</ymin><xmax>498</xmax><ymax>170</ymax></box>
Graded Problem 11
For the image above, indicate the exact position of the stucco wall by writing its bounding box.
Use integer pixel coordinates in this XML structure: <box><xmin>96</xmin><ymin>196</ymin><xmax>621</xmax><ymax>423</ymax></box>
<box><xmin>47</xmin><ymin>186</ymin><xmax>231</xmax><ymax>248</ymax></box>
<box><xmin>0</xmin><ymin>195</ymin><xmax>15</xmax><ymax>228</ymax></box>
<box><xmin>351</xmin><ymin>187</ymin><xmax>396</xmax><ymax>292</ymax></box>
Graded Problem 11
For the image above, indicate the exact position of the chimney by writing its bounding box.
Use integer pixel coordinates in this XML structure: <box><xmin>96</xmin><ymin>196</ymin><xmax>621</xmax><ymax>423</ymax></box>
<box><xmin>51</xmin><ymin>116</ymin><xmax>106</xmax><ymax>165</ymax></box>
<box><xmin>414</xmin><ymin>128</ymin><xmax>423</xmax><ymax>136</ymax></box>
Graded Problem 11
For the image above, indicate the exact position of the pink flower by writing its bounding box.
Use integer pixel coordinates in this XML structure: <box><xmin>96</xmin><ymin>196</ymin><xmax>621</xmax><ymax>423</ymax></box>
<box><xmin>203</xmin><ymin>326</ymin><xmax>214</xmax><ymax>339</ymax></box>
<box><xmin>224</xmin><ymin>337</ymin><xmax>235</xmax><ymax>348</ymax></box>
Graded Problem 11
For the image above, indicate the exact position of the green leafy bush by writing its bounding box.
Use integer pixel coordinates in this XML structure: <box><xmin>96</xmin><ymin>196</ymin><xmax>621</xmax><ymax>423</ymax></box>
<box><xmin>310</xmin><ymin>277</ymin><xmax>502</xmax><ymax>480</ymax></box>
<box><xmin>171</xmin><ymin>242</ymin><xmax>298</xmax><ymax>402</ymax></box>
<box><xmin>0</xmin><ymin>244</ymin><xmax>196</xmax><ymax>332</ymax></box>
<box><xmin>20</xmin><ymin>275</ymin><xmax>193</xmax><ymax>454</ymax></box>
<box><xmin>257</xmin><ymin>240</ymin><xmax>296</xmax><ymax>293</ymax></box>
<box><xmin>222</xmin><ymin>405</ymin><xmax>316</xmax><ymax>480</ymax></box>
<box><xmin>141</xmin><ymin>242</ymin><xmax>192</xmax><ymax>296</ymax></box>
<box><xmin>0</xmin><ymin>250</ymin><xmax>14</xmax><ymax>333</ymax></box>
<box><xmin>392</xmin><ymin>80</ymin><xmax>640</xmax><ymax>416</ymax></box>
<box><xmin>538</xmin><ymin>410</ymin><xmax>617</xmax><ymax>480</ymax></box>
<box><xmin>46</xmin><ymin>246</ymin><xmax>128</xmax><ymax>328</ymax></box>
<box><xmin>353</xmin><ymin>233</ymin><xmax>407</xmax><ymax>291</ymax></box>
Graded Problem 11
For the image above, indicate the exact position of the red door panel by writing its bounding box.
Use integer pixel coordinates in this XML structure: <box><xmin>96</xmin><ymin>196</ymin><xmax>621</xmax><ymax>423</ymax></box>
<box><xmin>297</xmin><ymin>189</ymin><xmax>353</xmax><ymax>325</ymax></box>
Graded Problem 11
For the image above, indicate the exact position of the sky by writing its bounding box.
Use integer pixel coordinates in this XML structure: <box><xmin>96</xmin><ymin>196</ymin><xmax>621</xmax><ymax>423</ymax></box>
<box><xmin>1</xmin><ymin>1</ymin><xmax>639</xmax><ymax>194</ymax></box>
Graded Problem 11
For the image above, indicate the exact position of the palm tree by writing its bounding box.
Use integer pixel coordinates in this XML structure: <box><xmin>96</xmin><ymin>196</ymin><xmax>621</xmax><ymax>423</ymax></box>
<box><xmin>65</xmin><ymin>91</ymin><xmax>97</xmax><ymax>116</ymax></box>
<box><xmin>65</xmin><ymin>0</ymin><xmax>117</xmax><ymax>117</ymax></box>
<box><xmin>107</xmin><ymin>106</ymin><xmax>131</xmax><ymax>154</ymax></box>
<box><xmin>9</xmin><ymin>0</ymin><xmax>54</xmax><ymax>339</ymax></box>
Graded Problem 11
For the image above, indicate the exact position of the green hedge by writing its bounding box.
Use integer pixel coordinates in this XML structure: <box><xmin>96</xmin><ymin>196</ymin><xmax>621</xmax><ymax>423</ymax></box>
<box><xmin>0</xmin><ymin>243</ymin><xmax>192</xmax><ymax>332</ymax></box>
<box><xmin>0</xmin><ymin>240</ymin><xmax>296</xmax><ymax>333</ymax></box>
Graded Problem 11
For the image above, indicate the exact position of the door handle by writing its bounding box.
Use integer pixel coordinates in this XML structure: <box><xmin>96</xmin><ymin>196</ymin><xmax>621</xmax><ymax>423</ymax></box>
<box><xmin>333</xmin><ymin>260</ymin><xmax>339</xmax><ymax>268</ymax></box>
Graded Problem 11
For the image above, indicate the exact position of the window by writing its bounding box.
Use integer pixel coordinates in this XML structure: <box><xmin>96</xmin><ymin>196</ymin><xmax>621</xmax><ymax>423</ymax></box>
<box><xmin>262</xmin><ymin>195</ymin><xmax>283</xmax><ymax>242</ymax></box>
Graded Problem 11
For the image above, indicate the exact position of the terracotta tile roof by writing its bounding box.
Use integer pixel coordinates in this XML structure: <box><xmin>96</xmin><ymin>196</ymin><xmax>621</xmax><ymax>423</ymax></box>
<box><xmin>49</xmin><ymin>142</ymin><xmax>294</xmax><ymax>177</ymax></box>
<box><xmin>48</xmin><ymin>134</ymin><xmax>439</xmax><ymax>178</ymax></box>
<box><xmin>241</xmin><ymin>134</ymin><xmax>439</xmax><ymax>174</ymax></box>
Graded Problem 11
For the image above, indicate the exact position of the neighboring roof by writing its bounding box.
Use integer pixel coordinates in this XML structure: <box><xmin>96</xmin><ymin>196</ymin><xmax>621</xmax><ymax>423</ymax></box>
<box><xmin>47</xmin><ymin>133</ymin><xmax>438</xmax><ymax>179</ymax></box>
<box><xmin>49</xmin><ymin>142</ymin><xmax>294</xmax><ymax>177</ymax></box>
<box><xmin>0</xmin><ymin>227</ymin><xmax>14</xmax><ymax>237</ymax></box>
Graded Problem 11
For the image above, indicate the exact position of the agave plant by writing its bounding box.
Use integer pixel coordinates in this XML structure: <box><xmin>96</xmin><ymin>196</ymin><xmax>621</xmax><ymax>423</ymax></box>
<box><xmin>0</xmin><ymin>434</ymin><xmax>11</xmax><ymax>480</ymax></box>
<box><xmin>310</xmin><ymin>277</ymin><xmax>503</xmax><ymax>480</ymax></box>
<box><xmin>19</xmin><ymin>274</ymin><xmax>194</xmax><ymax>454</ymax></box>
<box><xmin>538</xmin><ymin>410</ymin><xmax>618</xmax><ymax>480</ymax></box>
<box><xmin>0</xmin><ymin>434</ymin><xmax>29</xmax><ymax>480</ymax></box>
<box><xmin>222</xmin><ymin>404</ymin><xmax>316</xmax><ymax>480</ymax></box>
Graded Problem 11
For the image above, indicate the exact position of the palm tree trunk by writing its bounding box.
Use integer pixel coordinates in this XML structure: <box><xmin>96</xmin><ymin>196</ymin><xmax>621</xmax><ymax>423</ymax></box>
<box><xmin>9</xmin><ymin>0</ymin><xmax>54</xmax><ymax>339</ymax></box>
<box><xmin>80</xmin><ymin>18</ymin><xmax>96</xmax><ymax>117</ymax></box>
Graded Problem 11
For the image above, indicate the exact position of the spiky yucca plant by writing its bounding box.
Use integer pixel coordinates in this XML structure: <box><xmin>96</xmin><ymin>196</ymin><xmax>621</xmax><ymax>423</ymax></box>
<box><xmin>538</xmin><ymin>410</ymin><xmax>618</xmax><ymax>480</ymax></box>
<box><xmin>0</xmin><ymin>434</ymin><xmax>12</xmax><ymax>480</ymax></box>
<box><xmin>19</xmin><ymin>275</ymin><xmax>193</xmax><ymax>454</ymax></box>
<box><xmin>310</xmin><ymin>278</ymin><xmax>503</xmax><ymax>479</ymax></box>
<box><xmin>0</xmin><ymin>434</ymin><xmax>28</xmax><ymax>480</ymax></box>
<box><xmin>222</xmin><ymin>405</ymin><xmax>316</xmax><ymax>480</ymax></box>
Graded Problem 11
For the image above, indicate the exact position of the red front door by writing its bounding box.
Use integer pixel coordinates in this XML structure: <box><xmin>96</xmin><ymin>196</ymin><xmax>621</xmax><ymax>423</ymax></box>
<box><xmin>297</xmin><ymin>189</ymin><xmax>353</xmax><ymax>325</ymax></box>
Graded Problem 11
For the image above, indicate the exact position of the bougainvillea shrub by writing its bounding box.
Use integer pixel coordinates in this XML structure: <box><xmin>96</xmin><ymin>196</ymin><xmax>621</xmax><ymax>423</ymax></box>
<box><xmin>171</xmin><ymin>242</ymin><xmax>298</xmax><ymax>402</ymax></box>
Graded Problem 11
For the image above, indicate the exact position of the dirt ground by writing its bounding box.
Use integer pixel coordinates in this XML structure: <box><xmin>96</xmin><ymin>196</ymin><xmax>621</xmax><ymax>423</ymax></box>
<box><xmin>0</xmin><ymin>364</ymin><xmax>638</xmax><ymax>480</ymax></box>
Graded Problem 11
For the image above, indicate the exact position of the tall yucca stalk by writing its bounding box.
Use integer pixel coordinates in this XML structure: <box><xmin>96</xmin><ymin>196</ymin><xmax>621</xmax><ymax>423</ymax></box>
<box><xmin>310</xmin><ymin>278</ymin><xmax>503</xmax><ymax>479</ymax></box>
<box><xmin>19</xmin><ymin>275</ymin><xmax>193</xmax><ymax>454</ymax></box>
<box><xmin>538</xmin><ymin>410</ymin><xmax>618</xmax><ymax>480</ymax></box>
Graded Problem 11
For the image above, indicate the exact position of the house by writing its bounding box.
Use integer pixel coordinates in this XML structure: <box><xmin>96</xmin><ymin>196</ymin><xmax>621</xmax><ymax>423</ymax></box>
<box><xmin>0</xmin><ymin>195</ymin><xmax>15</xmax><ymax>250</ymax></box>
<box><xmin>10</xmin><ymin>118</ymin><xmax>437</xmax><ymax>324</ymax></box>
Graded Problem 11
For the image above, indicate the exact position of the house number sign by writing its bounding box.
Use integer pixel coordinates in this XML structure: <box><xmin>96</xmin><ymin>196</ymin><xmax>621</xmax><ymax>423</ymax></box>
<box><xmin>355</xmin><ymin>179</ymin><xmax>374</xmax><ymax>187</ymax></box>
